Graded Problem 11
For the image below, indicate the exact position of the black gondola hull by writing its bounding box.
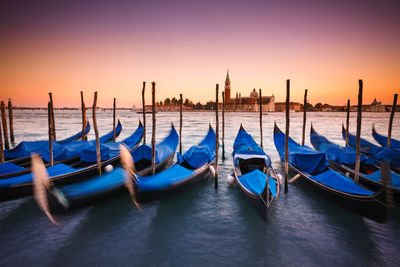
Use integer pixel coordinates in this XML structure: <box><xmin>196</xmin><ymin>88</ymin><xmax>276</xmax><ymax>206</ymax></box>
<box><xmin>289</xmin><ymin>164</ymin><xmax>389</xmax><ymax>223</ymax></box>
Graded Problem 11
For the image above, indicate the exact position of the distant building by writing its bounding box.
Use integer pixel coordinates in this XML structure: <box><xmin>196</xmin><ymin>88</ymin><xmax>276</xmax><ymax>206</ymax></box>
<box><xmin>223</xmin><ymin>71</ymin><xmax>275</xmax><ymax>111</ymax></box>
<box><xmin>275</xmin><ymin>102</ymin><xmax>301</xmax><ymax>112</ymax></box>
<box><xmin>350</xmin><ymin>99</ymin><xmax>386</xmax><ymax>112</ymax></box>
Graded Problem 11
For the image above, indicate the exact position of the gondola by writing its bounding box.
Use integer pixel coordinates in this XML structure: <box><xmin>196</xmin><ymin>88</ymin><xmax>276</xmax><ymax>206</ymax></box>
<box><xmin>0</xmin><ymin>121</ymin><xmax>122</xmax><ymax>179</ymax></box>
<box><xmin>372</xmin><ymin>124</ymin><xmax>400</xmax><ymax>150</ymax></box>
<box><xmin>274</xmin><ymin>123</ymin><xmax>389</xmax><ymax>223</ymax></box>
<box><xmin>232</xmin><ymin>125</ymin><xmax>280</xmax><ymax>220</ymax></box>
<box><xmin>33</xmin><ymin>123</ymin><xmax>178</xmax><ymax>214</ymax></box>
<box><xmin>4</xmin><ymin>122</ymin><xmax>91</xmax><ymax>165</ymax></box>
<box><xmin>342</xmin><ymin>124</ymin><xmax>400</xmax><ymax>173</ymax></box>
<box><xmin>311</xmin><ymin>124</ymin><xmax>400</xmax><ymax>199</ymax></box>
<box><xmin>0</xmin><ymin>121</ymin><xmax>142</xmax><ymax>202</ymax></box>
<box><xmin>132</xmin><ymin>124</ymin><xmax>215</xmax><ymax>202</ymax></box>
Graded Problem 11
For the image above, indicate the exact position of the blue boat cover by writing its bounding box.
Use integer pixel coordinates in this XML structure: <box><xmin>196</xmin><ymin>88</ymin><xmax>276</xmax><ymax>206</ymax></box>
<box><xmin>310</xmin><ymin>128</ymin><xmax>367</xmax><ymax>165</ymax></box>
<box><xmin>57</xmin><ymin>123</ymin><xmax>91</xmax><ymax>144</ymax></box>
<box><xmin>232</xmin><ymin>127</ymin><xmax>266</xmax><ymax>158</ymax></box>
<box><xmin>310</xmin><ymin>169</ymin><xmax>374</xmax><ymax>196</ymax></box>
<box><xmin>131</xmin><ymin>124</ymin><xmax>178</xmax><ymax>165</ymax></box>
<box><xmin>373</xmin><ymin>127</ymin><xmax>400</xmax><ymax>150</ymax></box>
<box><xmin>342</xmin><ymin>126</ymin><xmax>400</xmax><ymax>168</ymax></box>
<box><xmin>0</xmin><ymin>162</ymin><xmax>26</xmax><ymax>175</ymax></box>
<box><xmin>136</xmin><ymin>164</ymin><xmax>195</xmax><ymax>192</ymax></box>
<box><xmin>4</xmin><ymin>121</ymin><xmax>122</xmax><ymax>161</ymax></box>
<box><xmin>177</xmin><ymin>126</ymin><xmax>216</xmax><ymax>168</ymax></box>
<box><xmin>364</xmin><ymin>170</ymin><xmax>400</xmax><ymax>188</ymax></box>
<box><xmin>80</xmin><ymin>122</ymin><xmax>143</xmax><ymax>163</ymax></box>
<box><xmin>238</xmin><ymin>169</ymin><xmax>277</xmax><ymax>197</ymax></box>
<box><xmin>60</xmin><ymin>167</ymin><xmax>126</xmax><ymax>199</ymax></box>
<box><xmin>0</xmin><ymin>164</ymin><xmax>78</xmax><ymax>188</ymax></box>
<box><xmin>274</xmin><ymin>127</ymin><xmax>328</xmax><ymax>175</ymax></box>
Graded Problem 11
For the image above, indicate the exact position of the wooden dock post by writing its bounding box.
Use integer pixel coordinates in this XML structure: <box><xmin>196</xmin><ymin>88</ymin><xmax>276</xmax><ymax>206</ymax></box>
<box><xmin>142</xmin><ymin>82</ymin><xmax>146</xmax><ymax>144</ymax></box>
<box><xmin>151</xmin><ymin>82</ymin><xmax>156</xmax><ymax>175</ymax></box>
<box><xmin>80</xmin><ymin>91</ymin><xmax>87</xmax><ymax>140</ymax></box>
<box><xmin>0</xmin><ymin>119</ymin><xmax>4</xmax><ymax>163</ymax></box>
<box><xmin>113</xmin><ymin>97</ymin><xmax>116</xmax><ymax>141</ymax></box>
<box><xmin>284</xmin><ymin>79</ymin><xmax>290</xmax><ymax>194</ymax></box>
<box><xmin>48</xmin><ymin>93</ymin><xmax>56</xmax><ymax>141</ymax></box>
<box><xmin>92</xmin><ymin>91</ymin><xmax>101</xmax><ymax>176</ymax></box>
<box><xmin>215</xmin><ymin>84</ymin><xmax>219</xmax><ymax>188</ymax></box>
<box><xmin>222</xmin><ymin>91</ymin><xmax>226</xmax><ymax>160</ymax></box>
<box><xmin>345</xmin><ymin>99</ymin><xmax>350</xmax><ymax>147</ymax></box>
<box><xmin>354</xmin><ymin>80</ymin><xmax>363</xmax><ymax>184</ymax></box>
<box><xmin>8</xmin><ymin>100</ymin><xmax>14</xmax><ymax>144</ymax></box>
<box><xmin>387</xmin><ymin>94</ymin><xmax>398</xmax><ymax>147</ymax></box>
<box><xmin>48</xmin><ymin>102</ymin><xmax>53</xmax><ymax>166</ymax></box>
<box><xmin>301</xmin><ymin>89</ymin><xmax>308</xmax><ymax>146</ymax></box>
<box><xmin>259</xmin><ymin>89</ymin><xmax>263</xmax><ymax>148</ymax></box>
<box><xmin>179</xmin><ymin>93</ymin><xmax>183</xmax><ymax>155</ymax></box>
<box><xmin>1</xmin><ymin>101</ymin><xmax>9</xmax><ymax>150</ymax></box>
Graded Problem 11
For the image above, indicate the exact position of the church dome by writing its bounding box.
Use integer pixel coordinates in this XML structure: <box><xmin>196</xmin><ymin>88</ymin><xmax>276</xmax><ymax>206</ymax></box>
<box><xmin>250</xmin><ymin>88</ymin><xmax>258</xmax><ymax>98</ymax></box>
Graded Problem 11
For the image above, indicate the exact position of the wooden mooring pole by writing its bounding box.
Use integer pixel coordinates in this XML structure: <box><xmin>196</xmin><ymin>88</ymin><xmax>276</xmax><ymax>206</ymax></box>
<box><xmin>0</xmin><ymin>118</ymin><xmax>4</xmax><ymax>163</ymax></box>
<box><xmin>113</xmin><ymin>97</ymin><xmax>116</xmax><ymax>141</ymax></box>
<box><xmin>151</xmin><ymin>82</ymin><xmax>156</xmax><ymax>175</ymax></box>
<box><xmin>387</xmin><ymin>94</ymin><xmax>398</xmax><ymax>148</ymax></box>
<box><xmin>354</xmin><ymin>80</ymin><xmax>363</xmax><ymax>184</ymax></box>
<box><xmin>179</xmin><ymin>93</ymin><xmax>183</xmax><ymax>155</ymax></box>
<box><xmin>1</xmin><ymin>101</ymin><xmax>9</xmax><ymax>150</ymax></box>
<box><xmin>92</xmin><ymin>92</ymin><xmax>101</xmax><ymax>176</ymax></box>
<box><xmin>142</xmin><ymin>82</ymin><xmax>146</xmax><ymax>144</ymax></box>
<box><xmin>345</xmin><ymin>99</ymin><xmax>350</xmax><ymax>147</ymax></box>
<box><xmin>301</xmin><ymin>89</ymin><xmax>308</xmax><ymax>146</ymax></box>
<box><xmin>259</xmin><ymin>89</ymin><xmax>263</xmax><ymax>148</ymax></box>
<box><xmin>222</xmin><ymin>91</ymin><xmax>226</xmax><ymax>160</ymax></box>
<box><xmin>284</xmin><ymin>80</ymin><xmax>290</xmax><ymax>194</ymax></box>
<box><xmin>48</xmin><ymin>102</ymin><xmax>53</xmax><ymax>166</ymax></box>
<box><xmin>215</xmin><ymin>84</ymin><xmax>219</xmax><ymax>188</ymax></box>
<box><xmin>48</xmin><ymin>93</ymin><xmax>56</xmax><ymax>141</ymax></box>
<box><xmin>8</xmin><ymin>100</ymin><xmax>14</xmax><ymax>144</ymax></box>
<box><xmin>80</xmin><ymin>91</ymin><xmax>87</xmax><ymax>140</ymax></box>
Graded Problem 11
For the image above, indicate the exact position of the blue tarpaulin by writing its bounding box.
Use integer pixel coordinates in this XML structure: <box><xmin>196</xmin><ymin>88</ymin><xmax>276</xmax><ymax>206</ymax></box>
<box><xmin>274</xmin><ymin>126</ymin><xmax>328</xmax><ymax>175</ymax></box>
<box><xmin>310</xmin><ymin>127</ymin><xmax>367</xmax><ymax>165</ymax></box>
<box><xmin>0</xmin><ymin>162</ymin><xmax>26</xmax><ymax>175</ymax></box>
<box><xmin>80</xmin><ymin>122</ymin><xmax>142</xmax><ymax>163</ymax></box>
<box><xmin>131</xmin><ymin>124</ymin><xmax>178</xmax><ymax>165</ymax></box>
<box><xmin>232</xmin><ymin>127</ymin><xmax>266</xmax><ymax>157</ymax></box>
<box><xmin>0</xmin><ymin>163</ymin><xmax>78</xmax><ymax>188</ymax></box>
<box><xmin>136</xmin><ymin>164</ymin><xmax>195</xmax><ymax>191</ymax></box>
<box><xmin>177</xmin><ymin>126</ymin><xmax>215</xmax><ymax>168</ymax></box>
<box><xmin>342</xmin><ymin>126</ymin><xmax>400</xmax><ymax>168</ymax></box>
<box><xmin>364</xmin><ymin>170</ymin><xmax>400</xmax><ymax>188</ymax></box>
<box><xmin>310</xmin><ymin>169</ymin><xmax>375</xmax><ymax>196</ymax></box>
<box><xmin>60</xmin><ymin>167</ymin><xmax>126</xmax><ymax>199</ymax></box>
<box><xmin>4</xmin><ymin>121</ymin><xmax>122</xmax><ymax>161</ymax></box>
<box><xmin>373</xmin><ymin>127</ymin><xmax>400</xmax><ymax>150</ymax></box>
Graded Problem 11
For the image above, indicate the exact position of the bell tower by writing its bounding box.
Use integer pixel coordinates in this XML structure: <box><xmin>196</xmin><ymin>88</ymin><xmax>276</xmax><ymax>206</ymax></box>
<box><xmin>224</xmin><ymin>70</ymin><xmax>231</xmax><ymax>102</ymax></box>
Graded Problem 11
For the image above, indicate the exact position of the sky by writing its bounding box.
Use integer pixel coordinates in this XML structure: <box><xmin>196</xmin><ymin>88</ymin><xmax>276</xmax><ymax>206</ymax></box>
<box><xmin>0</xmin><ymin>0</ymin><xmax>399</xmax><ymax>108</ymax></box>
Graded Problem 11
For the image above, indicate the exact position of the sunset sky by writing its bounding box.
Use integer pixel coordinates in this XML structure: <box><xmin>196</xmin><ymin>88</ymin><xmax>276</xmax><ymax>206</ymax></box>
<box><xmin>0</xmin><ymin>0</ymin><xmax>399</xmax><ymax>108</ymax></box>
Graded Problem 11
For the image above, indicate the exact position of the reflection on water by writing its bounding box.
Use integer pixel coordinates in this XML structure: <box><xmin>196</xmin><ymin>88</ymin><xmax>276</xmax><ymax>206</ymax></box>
<box><xmin>1</xmin><ymin>110</ymin><xmax>400</xmax><ymax>266</ymax></box>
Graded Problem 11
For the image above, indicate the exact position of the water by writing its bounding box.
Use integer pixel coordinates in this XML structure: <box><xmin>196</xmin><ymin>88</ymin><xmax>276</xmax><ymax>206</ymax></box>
<box><xmin>1</xmin><ymin>110</ymin><xmax>400</xmax><ymax>266</ymax></box>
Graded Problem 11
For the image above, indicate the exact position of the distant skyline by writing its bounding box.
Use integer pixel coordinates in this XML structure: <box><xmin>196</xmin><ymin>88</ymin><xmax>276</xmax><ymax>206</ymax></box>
<box><xmin>0</xmin><ymin>0</ymin><xmax>399</xmax><ymax>108</ymax></box>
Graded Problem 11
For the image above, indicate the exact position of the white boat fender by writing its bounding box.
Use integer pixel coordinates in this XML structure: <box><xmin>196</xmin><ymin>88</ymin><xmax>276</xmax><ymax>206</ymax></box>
<box><xmin>105</xmin><ymin>164</ymin><xmax>114</xmax><ymax>173</ymax></box>
<box><xmin>227</xmin><ymin>174</ymin><xmax>235</xmax><ymax>185</ymax></box>
<box><xmin>209</xmin><ymin>165</ymin><xmax>216</xmax><ymax>178</ymax></box>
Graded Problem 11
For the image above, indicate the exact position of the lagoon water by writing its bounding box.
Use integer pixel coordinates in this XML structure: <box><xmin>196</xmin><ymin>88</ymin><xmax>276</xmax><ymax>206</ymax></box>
<box><xmin>1</xmin><ymin>110</ymin><xmax>400</xmax><ymax>266</ymax></box>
